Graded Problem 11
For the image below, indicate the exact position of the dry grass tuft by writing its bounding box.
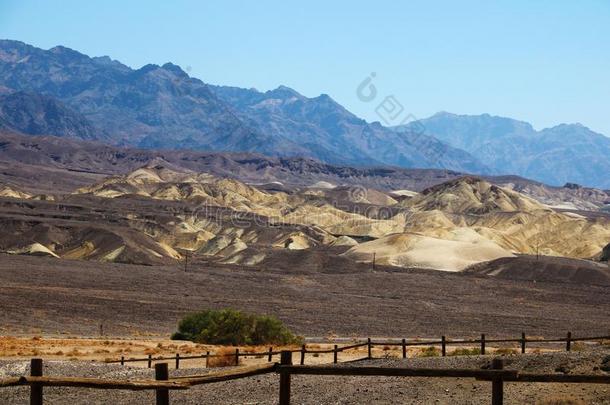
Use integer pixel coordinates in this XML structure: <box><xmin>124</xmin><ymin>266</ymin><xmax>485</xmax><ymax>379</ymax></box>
<box><xmin>570</xmin><ymin>342</ymin><xmax>586</xmax><ymax>351</ymax></box>
<box><xmin>449</xmin><ymin>347</ymin><xmax>481</xmax><ymax>356</ymax></box>
<box><xmin>536</xmin><ymin>397</ymin><xmax>585</xmax><ymax>405</ymax></box>
<box><xmin>207</xmin><ymin>347</ymin><xmax>239</xmax><ymax>368</ymax></box>
<box><xmin>419</xmin><ymin>346</ymin><xmax>440</xmax><ymax>357</ymax></box>
<box><xmin>495</xmin><ymin>347</ymin><xmax>517</xmax><ymax>355</ymax></box>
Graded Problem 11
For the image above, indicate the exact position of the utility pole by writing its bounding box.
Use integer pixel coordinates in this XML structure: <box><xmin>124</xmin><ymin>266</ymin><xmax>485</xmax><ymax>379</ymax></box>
<box><xmin>372</xmin><ymin>252</ymin><xmax>376</xmax><ymax>271</ymax></box>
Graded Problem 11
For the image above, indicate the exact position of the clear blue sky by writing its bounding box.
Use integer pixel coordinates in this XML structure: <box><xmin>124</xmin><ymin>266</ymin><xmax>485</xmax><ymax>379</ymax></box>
<box><xmin>1</xmin><ymin>0</ymin><xmax>609</xmax><ymax>135</ymax></box>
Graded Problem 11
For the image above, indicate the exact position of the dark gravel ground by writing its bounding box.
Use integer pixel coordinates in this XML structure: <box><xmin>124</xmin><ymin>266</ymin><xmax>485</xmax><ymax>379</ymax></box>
<box><xmin>1</xmin><ymin>349</ymin><xmax>610</xmax><ymax>404</ymax></box>
<box><xmin>0</xmin><ymin>253</ymin><xmax>609</xmax><ymax>339</ymax></box>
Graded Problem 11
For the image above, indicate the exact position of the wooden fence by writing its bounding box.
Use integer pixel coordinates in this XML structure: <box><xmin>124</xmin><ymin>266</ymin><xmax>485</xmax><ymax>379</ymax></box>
<box><xmin>106</xmin><ymin>331</ymin><xmax>610</xmax><ymax>369</ymax></box>
<box><xmin>2</xmin><ymin>353</ymin><xmax>610</xmax><ymax>405</ymax></box>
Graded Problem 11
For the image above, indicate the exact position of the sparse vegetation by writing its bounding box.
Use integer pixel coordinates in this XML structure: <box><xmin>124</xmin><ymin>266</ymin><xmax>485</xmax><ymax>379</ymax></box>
<box><xmin>571</xmin><ymin>342</ymin><xmax>586</xmax><ymax>351</ymax></box>
<box><xmin>207</xmin><ymin>347</ymin><xmax>239</xmax><ymax>368</ymax></box>
<box><xmin>495</xmin><ymin>347</ymin><xmax>518</xmax><ymax>355</ymax></box>
<box><xmin>449</xmin><ymin>347</ymin><xmax>481</xmax><ymax>356</ymax></box>
<box><xmin>171</xmin><ymin>308</ymin><xmax>302</xmax><ymax>345</ymax></box>
<box><xmin>536</xmin><ymin>397</ymin><xmax>585</xmax><ymax>405</ymax></box>
<box><xmin>419</xmin><ymin>346</ymin><xmax>440</xmax><ymax>357</ymax></box>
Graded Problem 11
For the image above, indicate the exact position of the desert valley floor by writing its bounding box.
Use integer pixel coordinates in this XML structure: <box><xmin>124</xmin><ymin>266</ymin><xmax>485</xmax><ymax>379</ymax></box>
<box><xmin>0</xmin><ymin>132</ymin><xmax>609</xmax><ymax>404</ymax></box>
<box><xmin>1</xmin><ymin>252</ymin><xmax>608</xmax><ymax>339</ymax></box>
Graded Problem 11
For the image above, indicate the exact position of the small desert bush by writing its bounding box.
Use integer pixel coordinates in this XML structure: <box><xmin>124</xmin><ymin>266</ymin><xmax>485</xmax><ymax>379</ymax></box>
<box><xmin>419</xmin><ymin>346</ymin><xmax>440</xmax><ymax>357</ymax></box>
<box><xmin>570</xmin><ymin>342</ymin><xmax>586</xmax><ymax>352</ymax></box>
<box><xmin>208</xmin><ymin>347</ymin><xmax>239</xmax><ymax>368</ymax></box>
<box><xmin>495</xmin><ymin>347</ymin><xmax>517</xmax><ymax>355</ymax></box>
<box><xmin>536</xmin><ymin>397</ymin><xmax>585</xmax><ymax>405</ymax></box>
<box><xmin>171</xmin><ymin>309</ymin><xmax>301</xmax><ymax>345</ymax></box>
<box><xmin>450</xmin><ymin>347</ymin><xmax>481</xmax><ymax>356</ymax></box>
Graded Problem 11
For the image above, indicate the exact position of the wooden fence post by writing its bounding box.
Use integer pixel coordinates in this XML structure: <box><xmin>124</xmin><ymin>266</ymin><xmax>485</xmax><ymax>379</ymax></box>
<box><xmin>333</xmin><ymin>345</ymin><xmax>338</xmax><ymax>364</ymax></box>
<box><xmin>481</xmin><ymin>334</ymin><xmax>486</xmax><ymax>355</ymax></box>
<box><xmin>155</xmin><ymin>363</ymin><xmax>169</xmax><ymax>405</ymax></box>
<box><xmin>300</xmin><ymin>344</ymin><xmax>306</xmax><ymax>365</ymax></box>
<box><xmin>235</xmin><ymin>348</ymin><xmax>240</xmax><ymax>366</ymax></box>
<box><xmin>279</xmin><ymin>351</ymin><xmax>292</xmax><ymax>405</ymax></box>
<box><xmin>521</xmin><ymin>332</ymin><xmax>526</xmax><ymax>354</ymax></box>
<box><xmin>120</xmin><ymin>356</ymin><xmax>124</xmax><ymax>366</ymax></box>
<box><xmin>367</xmin><ymin>338</ymin><xmax>372</xmax><ymax>359</ymax></box>
<box><xmin>491</xmin><ymin>358</ymin><xmax>504</xmax><ymax>405</ymax></box>
<box><xmin>268</xmin><ymin>347</ymin><xmax>273</xmax><ymax>362</ymax></box>
<box><xmin>148</xmin><ymin>354</ymin><xmax>152</xmax><ymax>369</ymax></box>
<box><xmin>205</xmin><ymin>351</ymin><xmax>210</xmax><ymax>368</ymax></box>
<box><xmin>30</xmin><ymin>358</ymin><xmax>43</xmax><ymax>405</ymax></box>
<box><xmin>566</xmin><ymin>331</ymin><xmax>572</xmax><ymax>352</ymax></box>
<box><xmin>175</xmin><ymin>353</ymin><xmax>180</xmax><ymax>370</ymax></box>
<box><xmin>441</xmin><ymin>336</ymin><xmax>446</xmax><ymax>357</ymax></box>
<box><xmin>402</xmin><ymin>339</ymin><xmax>407</xmax><ymax>359</ymax></box>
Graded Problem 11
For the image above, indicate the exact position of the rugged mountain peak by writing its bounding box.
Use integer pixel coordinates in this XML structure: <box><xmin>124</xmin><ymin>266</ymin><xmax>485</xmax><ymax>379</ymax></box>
<box><xmin>136</xmin><ymin>63</ymin><xmax>161</xmax><ymax>74</ymax></box>
<box><xmin>411</xmin><ymin>112</ymin><xmax>610</xmax><ymax>188</ymax></box>
<box><xmin>563</xmin><ymin>182</ymin><xmax>583</xmax><ymax>190</ymax></box>
<box><xmin>91</xmin><ymin>55</ymin><xmax>128</xmax><ymax>69</ymax></box>
<box><xmin>49</xmin><ymin>45</ymin><xmax>86</xmax><ymax>58</ymax></box>
<box><xmin>312</xmin><ymin>93</ymin><xmax>334</xmax><ymax>103</ymax></box>
<box><xmin>161</xmin><ymin>62</ymin><xmax>189</xmax><ymax>78</ymax></box>
<box><xmin>541</xmin><ymin>122</ymin><xmax>592</xmax><ymax>136</ymax></box>
<box><xmin>265</xmin><ymin>85</ymin><xmax>303</xmax><ymax>99</ymax></box>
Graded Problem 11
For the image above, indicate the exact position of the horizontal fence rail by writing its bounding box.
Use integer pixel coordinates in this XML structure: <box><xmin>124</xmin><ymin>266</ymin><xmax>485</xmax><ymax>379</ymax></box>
<box><xmin>106</xmin><ymin>332</ymin><xmax>610</xmax><ymax>368</ymax></box>
<box><xmin>3</xmin><ymin>354</ymin><xmax>610</xmax><ymax>405</ymax></box>
<box><xmin>275</xmin><ymin>351</ymin><xmax>610</xmax><ymax>405</ymax></box>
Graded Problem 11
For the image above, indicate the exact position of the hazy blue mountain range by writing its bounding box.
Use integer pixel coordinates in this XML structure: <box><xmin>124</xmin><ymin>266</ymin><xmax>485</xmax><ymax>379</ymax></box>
<box><xmin>398</xmin><ymin>112</ymin><xmax>610</xmax><ymax>188</ymax></box>
<box><xmin>210</xmin><ymin>85</ymin><xmax>488</xmax><ymax>171</ymax></box>
<box><xmin>0</xmin><ymin>39</ymin><xmax>488</xmax><ymax>174</ymax></box>
<box><xmin>0</xmin><ymin>39</ymin><xmax>608</xmax><ymax>187</ymax></box>
<box><xmin>0</xmin><ymin>91</ymin><xmax>106</xmax><ymax>140</ymax></box>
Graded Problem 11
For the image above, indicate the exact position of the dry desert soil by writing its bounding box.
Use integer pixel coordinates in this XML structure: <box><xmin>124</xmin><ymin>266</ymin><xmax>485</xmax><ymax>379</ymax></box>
<box><xmin>0</xmin><ymin>252</ymin><xmax>608</xmax><ymax>339</ymax></box>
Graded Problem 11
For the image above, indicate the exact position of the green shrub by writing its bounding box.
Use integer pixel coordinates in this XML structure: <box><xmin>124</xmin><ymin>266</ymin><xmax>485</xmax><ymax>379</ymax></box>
<box><xmin>171</xmin><ymin>308</ymin><xmax>301</xmax><ymax>345</ymax></box>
